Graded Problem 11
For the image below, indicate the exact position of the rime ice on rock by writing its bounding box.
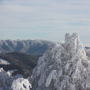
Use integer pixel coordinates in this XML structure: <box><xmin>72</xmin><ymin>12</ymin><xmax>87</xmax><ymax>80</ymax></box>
<box><xmin>32</xmin><ymin>33</ymin><xmax>90</xmax><ymax>90</ymax></box>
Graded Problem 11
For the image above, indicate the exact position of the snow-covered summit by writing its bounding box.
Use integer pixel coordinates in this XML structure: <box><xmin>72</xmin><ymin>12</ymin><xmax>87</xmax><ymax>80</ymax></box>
<box><xmin>32</xmin><ymin>33</ymin><xmax>90</xmax><ymax>90</ymax></box>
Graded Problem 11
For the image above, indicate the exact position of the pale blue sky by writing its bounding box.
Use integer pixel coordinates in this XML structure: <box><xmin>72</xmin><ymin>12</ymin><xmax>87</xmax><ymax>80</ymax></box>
<box><xmin>0</xmin><ymin>0</ymin><xmax>90</xmax><ymax>43</ymax></box>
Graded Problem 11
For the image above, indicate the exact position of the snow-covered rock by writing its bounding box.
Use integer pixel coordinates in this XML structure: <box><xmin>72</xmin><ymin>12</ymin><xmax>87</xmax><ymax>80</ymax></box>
<box><xmin>32</xmin><ymin>33</ymin><xmax>90</xmax><ymax>90</ymax></box>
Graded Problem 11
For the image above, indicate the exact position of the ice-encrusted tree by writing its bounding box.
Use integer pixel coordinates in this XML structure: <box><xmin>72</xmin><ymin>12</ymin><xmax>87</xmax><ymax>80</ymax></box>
<box><xmin>0</xmin><ymin>68</ymin><xmax>12</xmax><ymax>90</ymax></box>
<box><xmin>32</xmin><ymin>33</ymin><xmax>90</xmax><ymax>90</ymax></box>
<box><xmin>0</xmin><ymin>68</ymin><xmax>31</xmax><ymax>90</ymax></box>
<box><xmin>11</xmin><ymin>77</ymin><xmax>32</xmax><ymax>90</ymax></box>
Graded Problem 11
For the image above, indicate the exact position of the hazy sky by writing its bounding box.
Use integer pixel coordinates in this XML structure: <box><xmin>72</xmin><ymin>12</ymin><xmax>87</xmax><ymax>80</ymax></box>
<box><xmin>0</xmin><ymin>0</ymin><xmax>90</xmax><ymax>43</ymax></box>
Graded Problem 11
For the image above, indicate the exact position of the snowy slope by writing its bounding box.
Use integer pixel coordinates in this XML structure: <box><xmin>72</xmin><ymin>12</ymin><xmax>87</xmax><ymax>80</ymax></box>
<box><xmin>0</xmin><ymin>59</ymin><xmax>10</xmax><ymax>65</ymax></box>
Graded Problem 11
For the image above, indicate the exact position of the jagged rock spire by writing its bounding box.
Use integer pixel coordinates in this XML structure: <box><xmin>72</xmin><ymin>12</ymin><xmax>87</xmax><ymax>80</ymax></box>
<box><xmin>32</xmin><ymin>33</ymin><xmax>90</xmax><ymax>90</ymax></box>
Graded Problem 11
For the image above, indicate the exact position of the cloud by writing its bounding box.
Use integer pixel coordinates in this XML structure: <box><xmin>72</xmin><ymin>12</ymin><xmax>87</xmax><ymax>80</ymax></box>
<box><xmin>0</xmin><ymin>0</ymin><xmax>90</xmax><ymax>43</ymax></box>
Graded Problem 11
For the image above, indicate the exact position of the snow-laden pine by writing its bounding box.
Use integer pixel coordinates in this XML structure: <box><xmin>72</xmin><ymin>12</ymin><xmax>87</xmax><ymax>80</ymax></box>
<box><xmin>32</xmin><ymin>33</ymin><xmax>90</xmax><ymax>90</ymax></box>
<box><xmin>0</xmin><ymin>68</ymin><xmax>31</xmax><ymax>90</ymax></box>
<box><xmin>11</xmin><ymin>77</ymin><xmax>32</xmax><ymax>90</ymax></box>
<box><xmin>0</xmin><ymin>68</ymin><xmax>12</xmax><ymax>90</ymax></box>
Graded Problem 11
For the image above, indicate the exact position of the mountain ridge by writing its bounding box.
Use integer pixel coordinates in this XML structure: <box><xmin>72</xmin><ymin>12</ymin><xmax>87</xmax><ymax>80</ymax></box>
<box><xmin>0</xmin><ymin>40</ymin><xmax>55</xmax><ymax>56</ymax></box>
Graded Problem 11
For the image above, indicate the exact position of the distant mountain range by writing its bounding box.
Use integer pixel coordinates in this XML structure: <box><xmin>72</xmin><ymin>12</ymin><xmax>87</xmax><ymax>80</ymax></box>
<box><xmin>0</xmin><ymin>40</ymin><xmax>55</xmax><ymax>77</ymax></box>
<box><xmin>0</xmin><ymin>40</ymin><xmax>55</xmax><ymax>56</ymax></box>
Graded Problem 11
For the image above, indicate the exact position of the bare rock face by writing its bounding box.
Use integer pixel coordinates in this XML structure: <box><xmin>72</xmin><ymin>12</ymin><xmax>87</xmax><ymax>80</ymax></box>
<box><xmin>32</xmin><ymin>33</ymin><xmax>90</xmax><ymax>90</ymax></box>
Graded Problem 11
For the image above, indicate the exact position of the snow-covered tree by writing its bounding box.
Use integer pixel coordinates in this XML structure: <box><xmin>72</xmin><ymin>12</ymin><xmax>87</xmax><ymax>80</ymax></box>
<box><xmin>0</xmin><ymin>68</ymin><xmax>31</xmax><ymax>90</ymax></box>
<box><xmin>32</xmin><ymin>33</ymin><xmax>90</xmax><ymax>90</ymax></box>
<box><xmin>0</xmin><ymin>68</ymin><xmax>12</xmax><ymax>90</ymax></box>
<box><xmin>11</xmin><ymin>77</ymin><xmax>31</xmax><ymax>90</ymax></box>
